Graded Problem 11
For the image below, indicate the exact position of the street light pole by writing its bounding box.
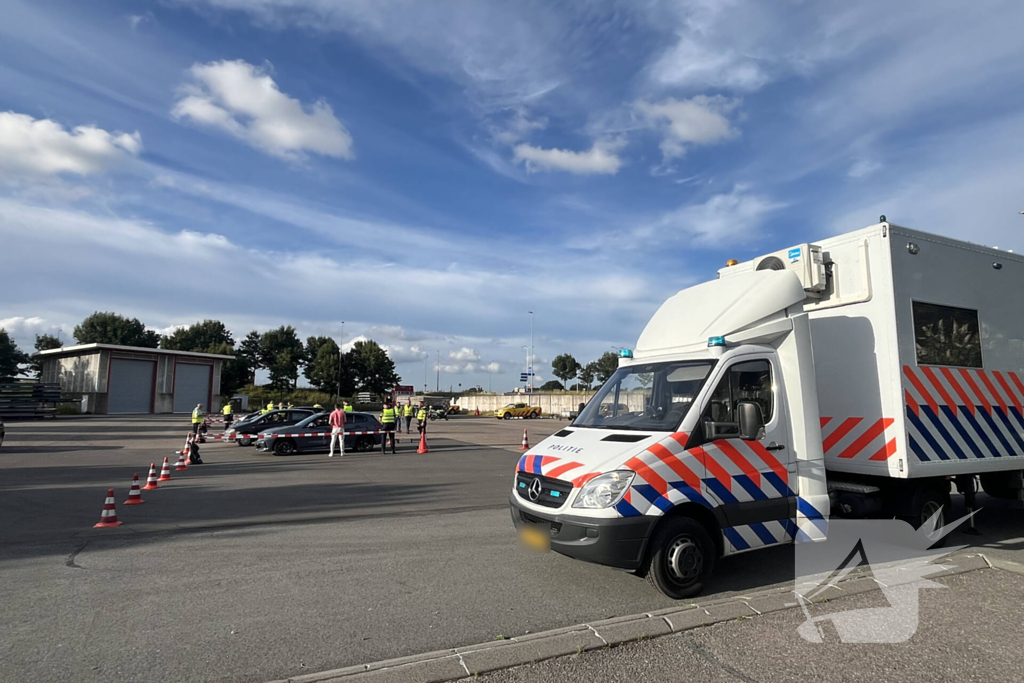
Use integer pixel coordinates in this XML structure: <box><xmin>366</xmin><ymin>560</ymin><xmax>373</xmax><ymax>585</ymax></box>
<box><xmin>436</xmin><ymin>350</ymin><xmax>440</xmax><ymax>392</ymax></box>
<box><xmin>528</xmin><ymin>311</ymin><xmax>534</xmax><ymax>393</ymax></box>
<box><xmin>336</xmin><ymin>321</ymin><xmax>345</xmax><ymax>399</ymax></box>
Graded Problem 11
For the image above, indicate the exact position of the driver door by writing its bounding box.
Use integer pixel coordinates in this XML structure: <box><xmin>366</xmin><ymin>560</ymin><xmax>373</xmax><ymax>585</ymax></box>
<box><xmin>692</xmin><ymin>356</ymin><xmax>795</xmax><ymax>551</ymax></box>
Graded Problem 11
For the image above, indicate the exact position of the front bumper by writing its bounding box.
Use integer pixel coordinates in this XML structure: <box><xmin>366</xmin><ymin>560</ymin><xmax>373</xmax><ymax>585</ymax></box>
<box><xmin>509</xmin><ymin>495</ymin><xmax>658</xmax><ymax>570</ymax></box>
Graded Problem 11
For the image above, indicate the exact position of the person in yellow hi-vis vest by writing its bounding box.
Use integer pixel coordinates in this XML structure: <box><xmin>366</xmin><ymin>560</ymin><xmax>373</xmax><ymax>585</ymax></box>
<box><xmin>380</xmin><ymin>400</ymin><xmax>398</xmax><ymax>454</ymax></box>
<box><xmin>222</xmin><ymin>401</ymin><xmax>233</xmax><ymax>429</ymax></box>
<box><xmin>343</xmin><ymin>401</ymin><xmax>353</xmax><ymax>413</ymax></box>
<box><xmin>192</xmin><ymin>403</ymin><xmax>204</xmax><ymax>436</ymax></box>
<box><xmin>403</xmin><ymin>401</ymin><xmax>414</xmax><ymax>433</ymax></box>
<box><xmin>416</xmin><ymin>402</ymin><xmax>428</xmax><ymax>433</ymax></box>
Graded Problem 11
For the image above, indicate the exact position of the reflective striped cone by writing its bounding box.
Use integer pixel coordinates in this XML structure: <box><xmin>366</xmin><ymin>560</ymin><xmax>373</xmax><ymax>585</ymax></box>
<box><xmin>123</xmin><ymin>473</ymin><xmax>144</xmax><ymax>505</ymax></box>
<box><xmin>93</xmin><ymin>489</ymin><xmax>122</xmax><ymax>528</ymax></box>
<box><xmin>179</xmin><ymin>432</ymin><xmax>192</xmax><ymax>456</ymax></box>
<box><xmin>157</xmin><ymin>457</ymin><xmax>172</xmax><ymax>482</ymax></box>
<box><xmin>142</xmin><ymin>463</ymin><xmax>160</xmax><ymax>490</ymax></box>
<box><xmin>417</xmin><ymin>429</ymin><xmax>429</xmax><ymax>454</ymax></box>
<box><xmin>175</xmin><ymin>451</ymin><xmax>188</xmax><ymax>471</ymax></box>
<box><xmin>520</xmin><ymin>429</ymin><xmax>529</xmax><ymax>450</ymax></box>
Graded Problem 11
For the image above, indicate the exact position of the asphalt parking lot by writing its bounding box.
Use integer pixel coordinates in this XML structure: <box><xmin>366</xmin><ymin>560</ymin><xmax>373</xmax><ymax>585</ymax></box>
<box><xmin>2</xmin><ymin>415</ymin><xmax>1023</xmax><ymax>683</ymax></box>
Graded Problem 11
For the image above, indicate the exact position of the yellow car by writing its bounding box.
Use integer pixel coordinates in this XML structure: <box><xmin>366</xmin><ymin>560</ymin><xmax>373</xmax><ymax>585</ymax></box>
<box><xmin>495</xmin><ymin>403</ymin><xmax>541</xmax><ymax>419</ymax></box>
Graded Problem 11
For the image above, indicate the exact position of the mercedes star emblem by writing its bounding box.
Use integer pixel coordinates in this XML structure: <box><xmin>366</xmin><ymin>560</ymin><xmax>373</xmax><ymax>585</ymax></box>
<box><xmin>527</xmin><ymin>478</ymin><xmax>543</xmax><ymax>502</ymax></box>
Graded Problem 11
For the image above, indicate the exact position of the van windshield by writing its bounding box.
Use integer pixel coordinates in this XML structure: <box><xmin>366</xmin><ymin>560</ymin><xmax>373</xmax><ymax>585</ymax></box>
<box><xmin>573</xmin><ymin>360</ymin><xmax>714</xmax><ymax>431</ymax></box>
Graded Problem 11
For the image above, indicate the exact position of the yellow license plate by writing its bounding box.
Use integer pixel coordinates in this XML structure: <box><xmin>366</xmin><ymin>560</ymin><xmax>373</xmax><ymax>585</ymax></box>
<box><xmin>518</xmin><ymin>525</ymin><xmax>550</xmax><ymax>552</ymax></box>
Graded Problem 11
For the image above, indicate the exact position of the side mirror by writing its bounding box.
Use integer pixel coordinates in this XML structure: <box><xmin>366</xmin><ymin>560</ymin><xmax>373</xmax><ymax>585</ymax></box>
<box><xmin>736</xmin><ymin>401</ymin><xmax>765</xmax><ymax>441</ymax></box>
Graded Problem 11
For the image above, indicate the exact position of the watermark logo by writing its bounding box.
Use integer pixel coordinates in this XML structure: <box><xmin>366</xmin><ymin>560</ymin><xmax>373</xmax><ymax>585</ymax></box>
<box><xmin>795</xmin><ymin>511</ymin><xmax>973</xmax><ymax>643</ymax></box>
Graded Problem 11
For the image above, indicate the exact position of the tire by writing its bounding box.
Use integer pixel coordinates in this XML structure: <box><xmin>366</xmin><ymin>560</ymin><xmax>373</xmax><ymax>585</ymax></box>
<box><xmin>273</xmin><ymin>439</ymin><xmax>296</xmax><ymax>456</ymax></box>
<box><xmin>645</xmin><ymin>516</ymin><xmax>716</xmax><ymax>599</ymax></box>
<box><xmin>354</xmin><ymin>436</ymin><xmax>373</xmax><ymax>452</ymax></box>
<box><xmin>980</xmin><ymin>473</ymin><xmax>1018</xmax><ymax>500</ymax></box>
<box><xmin>503</xmin><ymin>413</ymin><xmax>511</xmax><ymax>420</ymax></box>
<box><xmin>530</xmin><ymin>411</ymin><xmax>539</xmax><ymax>419</ymax></box>
<box><xmin>900</xmin><ymin>488</ymin><xmax>950</xmax><ymax>547</ymax></box>
<box><xmin>239</xmin><ymin>436</ymin><xmax>253</xmax><ymax>447</ymax></box>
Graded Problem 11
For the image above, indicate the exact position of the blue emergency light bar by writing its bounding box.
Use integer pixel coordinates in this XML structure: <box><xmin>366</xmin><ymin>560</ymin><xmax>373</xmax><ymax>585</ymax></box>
<box><xmin>618</xmin><ymin>348</ymin><xmax>633</xmax><ymax>358</ymax></box>
<box><xmin>707</xmin><ymin>336</ymin><xmax>727</xmax><ymax>347</ymax></box>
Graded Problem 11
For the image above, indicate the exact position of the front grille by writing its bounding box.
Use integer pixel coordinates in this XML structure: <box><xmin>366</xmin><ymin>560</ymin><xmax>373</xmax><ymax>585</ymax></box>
<box><xmin>515</xmin><ymin>472</ymin><xmax>572</xmax><ymax>509</ymax></box>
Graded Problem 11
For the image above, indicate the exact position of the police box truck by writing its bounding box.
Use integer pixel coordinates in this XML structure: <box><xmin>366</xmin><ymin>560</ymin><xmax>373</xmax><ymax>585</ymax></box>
<box><xmin>510</xmin><ymin>220</ymin><xmax>1024</xmax><ymax>598</ymax></box>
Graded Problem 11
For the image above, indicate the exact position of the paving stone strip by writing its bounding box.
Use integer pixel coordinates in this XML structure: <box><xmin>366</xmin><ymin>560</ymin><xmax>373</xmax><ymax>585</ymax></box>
<box><xmin>266</xmin><ymin>552</ymin><xmax>996</xmax><ymax>683</ymax></box>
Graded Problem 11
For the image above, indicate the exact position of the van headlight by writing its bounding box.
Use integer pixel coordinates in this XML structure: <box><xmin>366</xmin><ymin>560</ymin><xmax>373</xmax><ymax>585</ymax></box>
<box><xmin>572</xmin><ymin>471</ymin><xmax>635</xmax><ymax>509</ymax></box>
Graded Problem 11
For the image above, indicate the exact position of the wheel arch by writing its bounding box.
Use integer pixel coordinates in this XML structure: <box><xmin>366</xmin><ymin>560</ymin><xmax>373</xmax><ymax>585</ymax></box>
<box><xmin>637</xmin><ymin>502</ymin><xmax>724</xmax><ymax>577</ymax></box>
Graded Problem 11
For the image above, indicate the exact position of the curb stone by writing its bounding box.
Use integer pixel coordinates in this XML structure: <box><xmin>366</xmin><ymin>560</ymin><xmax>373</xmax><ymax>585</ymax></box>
<box><xmin>266</xmin><ymin>551</ymin><xmax>994</xmax><ymax>683</ymax></box>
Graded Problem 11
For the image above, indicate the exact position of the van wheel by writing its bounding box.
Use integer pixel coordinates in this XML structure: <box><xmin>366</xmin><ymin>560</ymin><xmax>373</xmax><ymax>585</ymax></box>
<box><xmin>980</xmin><ymin>473</ymin><xmax>1017</xmax><ymax>500</ymax></box>
<box><xmin>646</xmin><ymin>517</ymin><xmax>715</xmax><ymax>599</ymax></box>
<box><xmin>354</xmin><ymin>436</ymin><xmax>373</xmax><ymax>452</ymax></box>
<box><xmin>899</xmin><ymin>488</ymin><xmax>950</xmax><ymax>547</ymax></box>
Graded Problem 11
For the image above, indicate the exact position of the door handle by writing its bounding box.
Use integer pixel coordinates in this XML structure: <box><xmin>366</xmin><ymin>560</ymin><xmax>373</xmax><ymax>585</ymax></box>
<box><xmin>765</xmin><ymin>442</ymin><xmax>785</xmax><ymax>451</ymax></box>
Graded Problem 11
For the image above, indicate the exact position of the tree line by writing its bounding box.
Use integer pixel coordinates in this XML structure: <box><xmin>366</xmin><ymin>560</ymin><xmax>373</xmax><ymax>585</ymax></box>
<box><xmin>0</xmin><ymin>312</ymin><xmax>401</xmax><ymax>399</ymax></box>
<box><xmin>541</xmin><ymin>351</ymin><xmax>620</xmax><ymax>392</ymax></box>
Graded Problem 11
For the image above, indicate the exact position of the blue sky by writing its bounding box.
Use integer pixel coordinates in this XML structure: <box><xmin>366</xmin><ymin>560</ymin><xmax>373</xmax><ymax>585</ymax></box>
<box><xmin>2</xmin><ymin>0</ymin><xmax>1023</xmax><ymax>391</ymax></box>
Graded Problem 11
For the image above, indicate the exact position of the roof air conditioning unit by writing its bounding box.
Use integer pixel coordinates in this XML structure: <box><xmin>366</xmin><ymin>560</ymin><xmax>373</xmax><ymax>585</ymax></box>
<box><xmin>755</xmin><ymin>243</ymin><xmax>826</xmax><ymax>294</ymax></box>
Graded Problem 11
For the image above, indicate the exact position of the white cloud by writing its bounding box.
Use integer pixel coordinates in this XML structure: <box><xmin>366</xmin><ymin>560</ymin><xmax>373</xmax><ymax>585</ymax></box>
<box><xmin>652</xmin><ymin>185</ymin><xmax>786</xmax><ymax>248</ymax></box>
<box><xmin>513</xmin><ymin>139</ymin><xmax>623</xmax><ymax>175</ymax></box>
<box><xmin>127</xmin><ymin>13</ymin><xmax>154</xmax><ymax>30</ymax></box>
<box><xmin>384</xmin><ymin>343</ymin><xmax>429</xmax><ymax>363</ymax></box>
<box><xmin>649</xmin><ymin>38</ymin><xmax>769</xmax><ymax>92</ymax></box>
<box><xmin>437</xmin><ymin>359</ymin><xmax>499</xmax><ymax>375</ymax></box>
<box><xmin>364</xmin><ymin>324</ymin><xmax>435</xmax><ymax>342</ymax></box>
<box><xmin>172</xmin><ymin>60</ymin><xmax>354</xmax><ymax>161</ymax></box>
<box><xmin>0</xmin><ymin>197</ymin><xmax>662</xmax><ymax>351</ymax></box>
<box><xmin>448</xmin><ymin>347</ymin><xmax>480</xmax><ymax>362</ymax></box>
<box><xmin>636</xmin><ymin>96</ymin><xmax>738</xmax><ymax>160</ymax></box>
<box><xmin>0</xmin><ymin>112</ymin><xmax>141</xmax><ymax>178</ymax></box>
<box><xmin>172</xmin><ymin>1</ymin><xmax>578</xmax><ymax>112</ymax></box>
<box><xmin>847</xmin><ymin>159</ymin><xmax>882</xmax><ymax>179</ymax></box>
<box><xmin>0</xmin><ymin>316</ymin><xmax>69</xmax><ymax>350</ymax></box>
<box><xmin>490</xmin><ymin>107</ymin><xmax>547</xmax><ymax>146</ymax></box>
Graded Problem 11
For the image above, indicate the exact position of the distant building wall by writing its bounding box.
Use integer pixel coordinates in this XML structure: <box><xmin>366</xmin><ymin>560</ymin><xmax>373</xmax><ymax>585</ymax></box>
<box><xmin>456</xmin><ymin>393</ymin><xmax>597</xmax><ymax>415</ymax></box>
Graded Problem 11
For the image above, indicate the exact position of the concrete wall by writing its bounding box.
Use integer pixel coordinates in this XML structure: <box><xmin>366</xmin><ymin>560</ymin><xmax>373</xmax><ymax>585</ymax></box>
<box><xmin>456</xmin><ymin>393</ymin><xmax>597</xmax><ymax>415</ymax></box>
<box><xmin>43</xmin><ymin>351</ymin><xmax>105</xmax><ymax>393</ymax></box>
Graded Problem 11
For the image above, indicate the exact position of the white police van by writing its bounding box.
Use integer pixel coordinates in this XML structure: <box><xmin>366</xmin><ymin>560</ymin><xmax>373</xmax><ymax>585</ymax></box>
<box><xmin>511</xmin><ymin>220</ymin><xmax>1024</xmax><ymax>598</ymax></box>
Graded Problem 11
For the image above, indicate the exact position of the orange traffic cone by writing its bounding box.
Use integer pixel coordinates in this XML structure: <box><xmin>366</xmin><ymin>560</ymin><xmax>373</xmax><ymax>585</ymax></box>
<box><xmin>417</xmin><ymin>429</ymin><xmax>429</xmax><ymax>454</ymax></box>
<box><xmin>175</xmin><ymin>451</ymin><xmax>188</xmax><ymax>471</ymax></box>
<box><xmin>93</xmin><ymin>489</ymin><xmax>122</xmax><ymax>528</ymax></box>
<box><xmin>124</xmin><ymin>473</ymin><xmax>144</xmax><ymax>505</ymax></box>
<box><xmin>179</xmin><ymin>432</ymin><xmax>192</xmax><ymax>456</ymax></box>
<box><xmin>520</xmin><ymin>429</ymin><xmax>530</xmax><ymax>450</ymax></box>
<box><xmin>143</xmin><ymin>463</ymin><xmax>160</xmax><ymax>490</ymax></box>
<box><xmin>157</xmin><ymin>457</ymin><xmax>172</xmax><ymax>482</ymax></box>
<box><xmin>474</xmin><ymin>407</ymin><xmax>480</xmax><ymax>417</ymax></box>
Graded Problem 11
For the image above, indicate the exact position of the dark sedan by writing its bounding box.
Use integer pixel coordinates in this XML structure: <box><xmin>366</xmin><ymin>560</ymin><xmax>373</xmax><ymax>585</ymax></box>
<box><xmin>256</xmin><ymin>412</ymin><xmax>384</xmax><ymax>456</ymax></box>
<box><xmin>227</xmin><ymin>408</ymin><xmax>316</xmax><ymax>446</ymax></box>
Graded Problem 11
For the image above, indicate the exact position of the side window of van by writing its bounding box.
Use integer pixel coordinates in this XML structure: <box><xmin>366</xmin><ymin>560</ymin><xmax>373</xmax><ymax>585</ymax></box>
<box><xmin>701</xmin><ymin>360</ymin><xmax>773</xmax><ymax>441</ymax></box>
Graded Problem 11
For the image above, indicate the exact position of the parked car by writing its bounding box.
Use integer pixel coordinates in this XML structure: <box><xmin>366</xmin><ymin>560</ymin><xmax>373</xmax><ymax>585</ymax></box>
<box><xmin>494</xmin><ymin>403</ymin><xmax>541</xmax><ymax>419</ymax></box>
<box><xmin>256</xmin><ymin>412</ymin><xmax>384</xmax><ymax>456</ymax></box>
<box><xmin>228</xmin><ymin>408</ymin><xmax>316</xmax><ymax>446</ymax></box>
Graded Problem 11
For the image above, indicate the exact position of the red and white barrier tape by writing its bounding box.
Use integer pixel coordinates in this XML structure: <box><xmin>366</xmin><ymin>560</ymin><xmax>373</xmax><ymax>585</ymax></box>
<box><xmin>206</xmin><ymin>430</ymin><xmax>385</xmax><ymax>440</ymax></box>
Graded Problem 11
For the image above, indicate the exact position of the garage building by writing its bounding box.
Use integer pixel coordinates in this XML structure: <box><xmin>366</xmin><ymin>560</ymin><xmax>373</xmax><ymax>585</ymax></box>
<box><xmin>37</xmin><ymin>344</ymin><xmax>233</xmax><ymax>415</ymax></box>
